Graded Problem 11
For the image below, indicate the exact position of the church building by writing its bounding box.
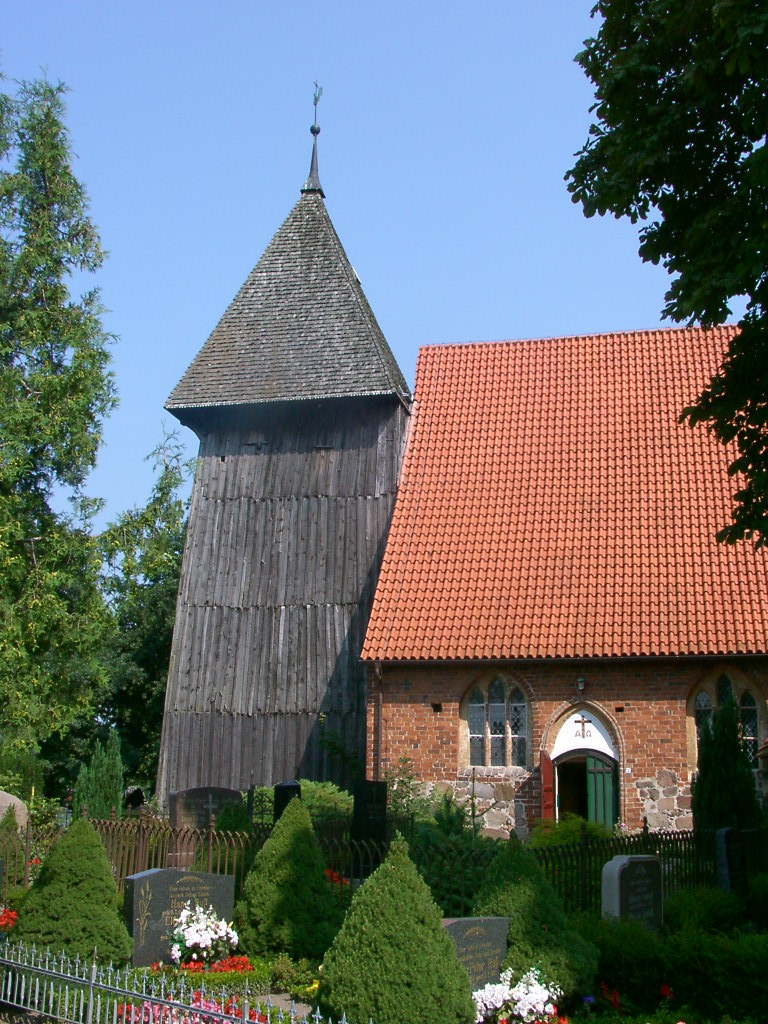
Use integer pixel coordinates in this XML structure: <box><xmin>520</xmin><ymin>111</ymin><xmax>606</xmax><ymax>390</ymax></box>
<box><xmin>158</xmin><ymin>123</ymin><xmax>768</xmax><ymax>834</ymax></box>
<box><xmin>361</xmin><ymin>328</ymin><xmax>768</xmax><ymax>833</ymax></box>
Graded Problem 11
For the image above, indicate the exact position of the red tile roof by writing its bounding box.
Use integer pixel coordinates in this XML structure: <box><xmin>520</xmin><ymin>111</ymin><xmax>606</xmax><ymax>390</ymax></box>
<box><xmin>362</xmin><ymin>327</ymin><xmax>768</xmax><ymax>662</ymax></box>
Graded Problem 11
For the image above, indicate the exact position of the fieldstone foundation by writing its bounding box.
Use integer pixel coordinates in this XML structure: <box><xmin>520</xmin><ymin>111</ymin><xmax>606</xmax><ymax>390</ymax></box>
<box><xmin>634</xmin><ymin>769</ymin><xmax>692</xmax><ymax>830</ymax></box>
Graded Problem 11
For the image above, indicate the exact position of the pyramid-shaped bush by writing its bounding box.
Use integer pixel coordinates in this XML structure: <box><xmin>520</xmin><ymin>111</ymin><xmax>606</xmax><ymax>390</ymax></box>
<box><xmin>318</xmin><ymin>835</ymin><xmax>475</xmax><ymax>1024</ymax></box>
<box><xmin>236</xmin><ymin>796</ymin><xmax>342</xmax><ymax>960</ymax></box>
<box><xmin>473</xmin><ymin>834</ymin><xmax>597</xmax><ymax>997</ymax></box>
<box><xmin>14</xmin><ymin>818</ymin><xmax>132</xmax><ymax>965</ymax></box>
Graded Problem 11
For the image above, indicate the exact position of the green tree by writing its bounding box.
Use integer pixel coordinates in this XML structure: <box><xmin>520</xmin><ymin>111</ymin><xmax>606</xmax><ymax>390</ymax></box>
<box><xmin>318</xmin><ymin>835</ymin><xmax>474</xmax><ymax>1024</ymax></box>
<box><xmin>72</xmin><ymin>727</ymin><xmax>124</xmax><ymax>819</ymax></box>
<box><xmin>236</xmin><ymin>796</ymin><xmax>342</xmax><ymax>961</ymax></box>
<box><xmin>97</xmin><ymin>432</ymin><xmax>190</xmax><ymax>784</ymax></box>
<box><xmin>692</xmin><ymin>697</ymin><xmax>761</xmax><ymax>830</ymax></box>
<box><xmin>0</xmin><ymin>76</ymin><xmax>115</xmax><ymax>769</ymax></box>
<box><xmin>15</xmin><ymin>817</ymin><xmax>132</xmax><ymax>964</ymax></box>
<box><xmin>567</xmin><ymin>2</ymin><xmax>768</xmax><ymax>545</ymax></box>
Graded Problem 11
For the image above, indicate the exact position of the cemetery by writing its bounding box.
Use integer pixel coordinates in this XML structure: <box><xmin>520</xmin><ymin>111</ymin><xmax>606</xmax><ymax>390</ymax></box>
<box><xmin>1</xmin><ymin>778</ymin><xmax>768</xmax><ymax>1024</ymax></box>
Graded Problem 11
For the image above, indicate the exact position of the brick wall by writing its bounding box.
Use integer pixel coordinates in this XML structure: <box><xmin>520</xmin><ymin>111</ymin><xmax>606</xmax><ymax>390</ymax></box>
<box><xmin>365</xmin><ymin>657</ymin><xmax>768</xmax><ymax>835</ymax></box>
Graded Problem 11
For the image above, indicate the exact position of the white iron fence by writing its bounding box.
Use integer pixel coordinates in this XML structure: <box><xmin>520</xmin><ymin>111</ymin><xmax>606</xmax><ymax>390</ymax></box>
<box><xmin>0</xmin><ymin>941</ymin><xmax>327</xmax><ymax>1024</ymax></box>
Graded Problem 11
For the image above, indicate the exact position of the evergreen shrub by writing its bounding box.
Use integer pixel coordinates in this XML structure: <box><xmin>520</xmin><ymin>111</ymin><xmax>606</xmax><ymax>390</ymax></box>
<box><xmin>573</xmin><ymin>915</ymin><xmax>666</xmax><ymax>1011</ymax></box>
<box><xmin>0</xmin><ymin>805</ymin><xmax>24</xmax><ymax>886</ymax></box>
<box><xmin>235</xmin><ymin>797</ymin><xmax>341</xmax><ymax>960</ymax></box>
<box><xmin>318</xmin><ymin>835</ymin><xmax>475</xmax><ymax>1024</ymax></box>
<box><xmin>473</xmin><ymin>835</ymin><xmax>598</xmax><ymax>997</ymax></box>
<box><xmin>575</xmin><ymin>914</ymin><xmax>768</xmax><ymax>1021</ymax></box>
<box><xmin>525</xmin><ymin>812</ymin><xmax>612</xmax><ymax>847</ymax></box>
<box><xmin>692</xmin><ymin>697</ymin><xmax>761</xmax><ymax>830</ymax></box>
<box><xmin>409</xmin><ymin>795</ymin><xmax>498</xmax><ymax>916</ymax></box>
<box><xmin>662</xmin><ymin>884</ymin><xmax>744</xmax><ymax>935</ymax></box>
<box><xmin>72</xmin><ymin>729</ymin><xmax>124</xmax><ymax>820</ymax></box>
<box><xmin>14</xmin><ymin>818</ymin><xmax>132</xmax><ymax>964</ymax></box>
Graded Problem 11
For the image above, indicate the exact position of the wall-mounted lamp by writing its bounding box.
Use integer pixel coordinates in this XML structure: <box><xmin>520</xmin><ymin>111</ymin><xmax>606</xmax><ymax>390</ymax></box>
<box><xmin>576</xmin><ymin>676</ymin><xmax>586</xmax><ymax>694</ymax></box>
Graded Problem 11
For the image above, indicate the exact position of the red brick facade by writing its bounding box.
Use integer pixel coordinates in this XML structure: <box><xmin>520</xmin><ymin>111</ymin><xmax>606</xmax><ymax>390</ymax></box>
<box><xmin>366</xmin><ymin>658</ymin><xmax>768</xmax><ymax>835</ymax></box>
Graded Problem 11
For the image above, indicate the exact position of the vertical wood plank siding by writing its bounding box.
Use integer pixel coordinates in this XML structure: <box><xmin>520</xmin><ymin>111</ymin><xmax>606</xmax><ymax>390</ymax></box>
<box><xmin>157</xmin><ymin>399</ymin><xmax>408</xmax><ymax>802</ymax></box>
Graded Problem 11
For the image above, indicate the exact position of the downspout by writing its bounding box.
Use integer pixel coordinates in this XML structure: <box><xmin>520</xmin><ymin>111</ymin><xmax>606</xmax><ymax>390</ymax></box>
<box><xmin>374</xmin><ymin>660</ymin><xmax>384</xmax><ymax>781</ymax></box>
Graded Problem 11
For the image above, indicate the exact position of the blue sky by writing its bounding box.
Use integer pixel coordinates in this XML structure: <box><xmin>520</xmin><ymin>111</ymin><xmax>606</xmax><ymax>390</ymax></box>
<box><xmin>4</xmin><ymin>2</ymin><xmax>675</xmax><ymax>527</ymax></box>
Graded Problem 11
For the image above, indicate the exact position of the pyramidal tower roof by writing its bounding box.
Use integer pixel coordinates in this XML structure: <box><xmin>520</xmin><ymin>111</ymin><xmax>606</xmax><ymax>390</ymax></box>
<box><xmin>166</xmin><ymin>122</ymin><xmax>410</xmax><ymax>420</ymax></box>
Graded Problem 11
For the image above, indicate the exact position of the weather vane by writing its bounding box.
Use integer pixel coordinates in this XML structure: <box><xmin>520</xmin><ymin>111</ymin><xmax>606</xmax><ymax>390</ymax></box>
<box><xmin>312</xmin><ymin>81</ymin><xmax>323</xmax><ymax>129</ymax></box>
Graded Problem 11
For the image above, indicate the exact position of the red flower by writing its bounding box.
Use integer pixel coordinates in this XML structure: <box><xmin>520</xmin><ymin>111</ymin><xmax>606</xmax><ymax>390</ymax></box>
<box><xmin>0</xmin><ymin>908</ymin><xmax>17</xmax><ymax>931</ymax></box>
<box><xmin>660</xmin><ymin>983</ymin><xmax>673</xmax><ymax>1000</ymax></box>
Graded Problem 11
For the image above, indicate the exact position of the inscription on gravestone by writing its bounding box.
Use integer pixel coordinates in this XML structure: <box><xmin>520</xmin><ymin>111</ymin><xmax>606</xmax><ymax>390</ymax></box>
<box><xmin>168</xmin><ymin>787</ymin><xmax>243</xmax><ymax>830</ymax></box>
<box><xmin>442</xmin><ymin>917</ymin><xmax>509</xmax><ymax>989</ymax></box>
<box><xmin>602</xmin><ymin>855</ymin><xmax>662</xmax><ymax>930</ymax></box>
<box><xmin>124</xmin><ymin>868</ymin><xmax>235</xmax><ymax>967</ymax></box>
<box><xmin>168</xmin><ymin>788</ymin><xmax>243</xmax><ymax>867</ymax></box>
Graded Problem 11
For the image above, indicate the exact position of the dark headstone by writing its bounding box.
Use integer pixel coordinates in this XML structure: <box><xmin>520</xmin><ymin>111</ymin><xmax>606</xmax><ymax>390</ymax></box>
<box><xmin>124</xmin><ymin>868</ymin><xmax>235</xmax><ymax>967</ymax></box>
<box><xmin>125</xmin><ymin>786</ymin><xmax>145</xmax><ymax>809</ymax></box>
<box><xmin>442</xmin><ymin>917</ymin><xmax>509</xmax><ymax>989</ymax></box>
<box><xmin>168</xmin><ymin>787</ymin><xmax>243</xmax><ymax>830</ymax></box>
<box><xmin>716</xmin><ymin>827</ymin><xmax>748</xmax><ymax>895</ymax></box>
<box><xmin>351</xmin><ymin>780</ymin><xmax>387</xmax><ymax>843</ymax></box>
<box><xmin>602</xmin><ymin>855</ymin><xmax>663</xmax><ymax>930</ymax></box>
<box><xmin>274</xmin><ymin>780</ymin><xmax>301</xmax><ymax>822</ymax></box>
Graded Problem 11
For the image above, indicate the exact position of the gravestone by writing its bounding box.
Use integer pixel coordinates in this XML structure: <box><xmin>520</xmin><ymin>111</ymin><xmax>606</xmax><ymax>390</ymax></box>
<box><xmin>716</xmin><ymin>827</ymin><xmax>748</xmax><ymax>895</ymax></box>
<box><xmin>168</xmin><ymin>787</ymin><xmax>243</xmax><ymax>867</ymax></box>
<box><xmin>602</xmin><ymin>854</ymin><xmax>663</xmax><ymax>930</ymax></box>
<box><xmin>124</xmin><ymin>867</ymin><xmax>235</xmax><ymax>967</ymax></box>
<box><xmin>442</xmin><ymin>917</ymin><xmax>509</xmax><ymax>989</ymax></box>
<box><xmin>273</xmin><ymin>780</ymin><xmax>301</xmax><ymax>822</ymax></box>
<box><xmin>0</xmin><ymin>791</ymin><xmax>28</xmax><ymax>828</ymax></box>
<box><xmin>351</xmin><ymin>780</ymin><xmax>387</xmax><ymax>844</ymax></box>
<box><xmin>168</xmin><ymin>787</ymin><xmax>243</xmax><ymax>830</ymax></box>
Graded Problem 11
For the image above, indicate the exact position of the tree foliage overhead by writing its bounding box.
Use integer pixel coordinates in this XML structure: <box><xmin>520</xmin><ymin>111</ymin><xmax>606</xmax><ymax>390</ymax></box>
<box><xmin>0</xmin><ymin>76</ymin><xmax>116</xmax><ymax>761</ymax></box>
<box><xmin>97</xmin><ymin>432</ymin><xmax>190</xmax><ymax>784</ymax></box>
<box><xmin>567</xmin><ymin>2</ymin><xmax>768</xmax><ymax>545</ymax></box>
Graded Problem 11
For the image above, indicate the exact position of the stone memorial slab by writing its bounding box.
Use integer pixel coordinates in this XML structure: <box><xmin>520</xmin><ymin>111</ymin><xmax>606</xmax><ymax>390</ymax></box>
<box><xmin>351</xmin><ymin>780</ymin><xmax>387</xmax><ymax>844</ymax></box>
<box><xmin>716</xmin><ymin>827</ymin><xmax>747</xmax><ymax>895</ymax></box>
<box><xmin>273</xmin><ymin>781</ymin><xmax>301</xmax><ymax>822</ymax></box>
<box><xmin>168</xmin><ymin>787</ymin><xmax>243</xmax><ymax>831</ymax></box>
<box><xmin>602</xmin><ymin>854</ymin><xmax>662</xmax><ymax>930</ymax></box>
<box><xmin>442</xmin><ymin>917</ymin><xmax>509</xmax><ymax>989</ymax></box>
<box><xmin>124</xmin><ymin>867</ymin><xmax>235</xmax><ymax>967</ymax></box>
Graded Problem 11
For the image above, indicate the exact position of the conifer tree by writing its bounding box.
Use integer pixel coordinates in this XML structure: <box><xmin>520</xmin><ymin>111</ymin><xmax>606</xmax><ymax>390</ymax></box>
<box><xmin>0</xmin><ymin>77</ymin><xmax>115</xmax><ymax>769</ymax></box>
<box><xmin>236</xmin><ymin>796</ymin><xmax>342</xmax><ymax>960</ymax></box>
<box><xmin>14</xmin><ymin>817</ymin><xmax>132</xmax><ymax>964</ymax></box>
<box><xmin>692</xmin><ymin>698</ymin><xmax>761</xmax><ymax>831</ymax></box>
<box><xmin>72</xmin><ymin>728</ymin><xmax>124</xmax><ymax>819</ymax></box>
<box><xmin>319</xmin><ymin>835</ymin><xmax>475</xmax><ymax>1024</ymax></box>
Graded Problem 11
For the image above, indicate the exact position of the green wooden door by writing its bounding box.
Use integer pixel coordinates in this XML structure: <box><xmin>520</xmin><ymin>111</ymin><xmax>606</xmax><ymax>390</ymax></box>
<box><xmin>586</xmin><ymin>753</ymin><xmax>618</xmax><ymax>827</ymax></box>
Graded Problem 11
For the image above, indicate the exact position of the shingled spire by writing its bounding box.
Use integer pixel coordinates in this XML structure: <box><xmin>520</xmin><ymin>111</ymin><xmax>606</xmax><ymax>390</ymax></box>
<box><xmin>157</xmin><ymin>119</ymin><xmax>411</xmax><ymax>805</ymax></box>
<box><xmin>165</xmin><ymin>108</ymin><xmax>409</xmax><ymax>425</ymax></box>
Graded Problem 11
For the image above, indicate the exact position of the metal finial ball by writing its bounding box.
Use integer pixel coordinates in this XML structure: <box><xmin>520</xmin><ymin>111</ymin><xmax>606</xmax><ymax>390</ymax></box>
<box><xmin>310</xmin><ymin>123</ymin><xmax>320</xmax><ymax>136</ymax></box>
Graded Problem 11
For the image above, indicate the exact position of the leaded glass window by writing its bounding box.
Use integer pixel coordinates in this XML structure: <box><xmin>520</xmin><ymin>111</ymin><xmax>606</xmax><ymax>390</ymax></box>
<box><xmin>488</xmin><ymin>678</ymin><xmax>506</xmax><ymax>766</ymax></box>
<box><xmin>467</xmin><ymin>680</ymin><xmax>528</xmax><ymax>769</ymax></box>
<box><xmin>469</xmin><ymin>689</ymin><xmax>485</xmax><ymax>767</ymax></box>
<box><xmin>694</xmin><ymin>691</ymin><xmax>712</xmax><ymax>738</ymax></box>
<box><xmin>509</xmin><ymin>687</ymin><xmax>527</xmax><ymax>766</ymax></box>
<box><xmin>740</xmin><ymin>691</ymin><xmax>758</xmax><ymax>767</ymax></box>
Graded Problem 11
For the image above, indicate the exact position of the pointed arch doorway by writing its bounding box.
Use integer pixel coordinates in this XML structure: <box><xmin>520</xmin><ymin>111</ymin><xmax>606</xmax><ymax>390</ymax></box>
<box><xmin>542</xmin><ymin>710</ymin><xmax>619</xmax><ymax>828</ymax></box>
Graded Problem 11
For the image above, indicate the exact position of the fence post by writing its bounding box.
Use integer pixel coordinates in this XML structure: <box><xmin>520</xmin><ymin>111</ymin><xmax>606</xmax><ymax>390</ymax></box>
<box><xmin>23</xmin><ymin>819</ymin><xmax>32</xmax><ymax>888</ymax></box>
<box><xmin>207</xmin><ymin>814</ymin><xmax>215</xmax><ymax>873</ymax></box>
<box><xmin>579</xmin><ymin>822</ymin><xmax>588</xmax><ymax>913</ymax></box>
<box><xmin>86</xmin><ymin>953</ymin><xmax>98</xmax><ymax>1024</ymax></box>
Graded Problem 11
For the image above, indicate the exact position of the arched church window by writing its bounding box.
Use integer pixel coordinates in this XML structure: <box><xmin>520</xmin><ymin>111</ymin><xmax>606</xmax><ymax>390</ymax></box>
<box><xmin>694</xmin><ymin>691</ymin><xmax>712</xmax><ymax>737</ymax></box>
<box><xmin>468</xmin><ymin>689</ymin><xmax>485</xmax><ymax>766</ymax></box>
<box><xmin>464</xmin><ymin>678</ymin><xmax>529</xmax><ymax>769</ymax></box>
<box><xmin>740</xmin><ymin>691</ymin><xmax>758</xmax><ymax>768</ymax></box>
<box><xmin>717</xmin><ymin>673</ymin><xmax>734</xmax><ymax>706</ymax></box>
<box><xmin>488</xmin><ymin>678</ymin><xmax>506</xmax><ymax>766</ymax></box>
